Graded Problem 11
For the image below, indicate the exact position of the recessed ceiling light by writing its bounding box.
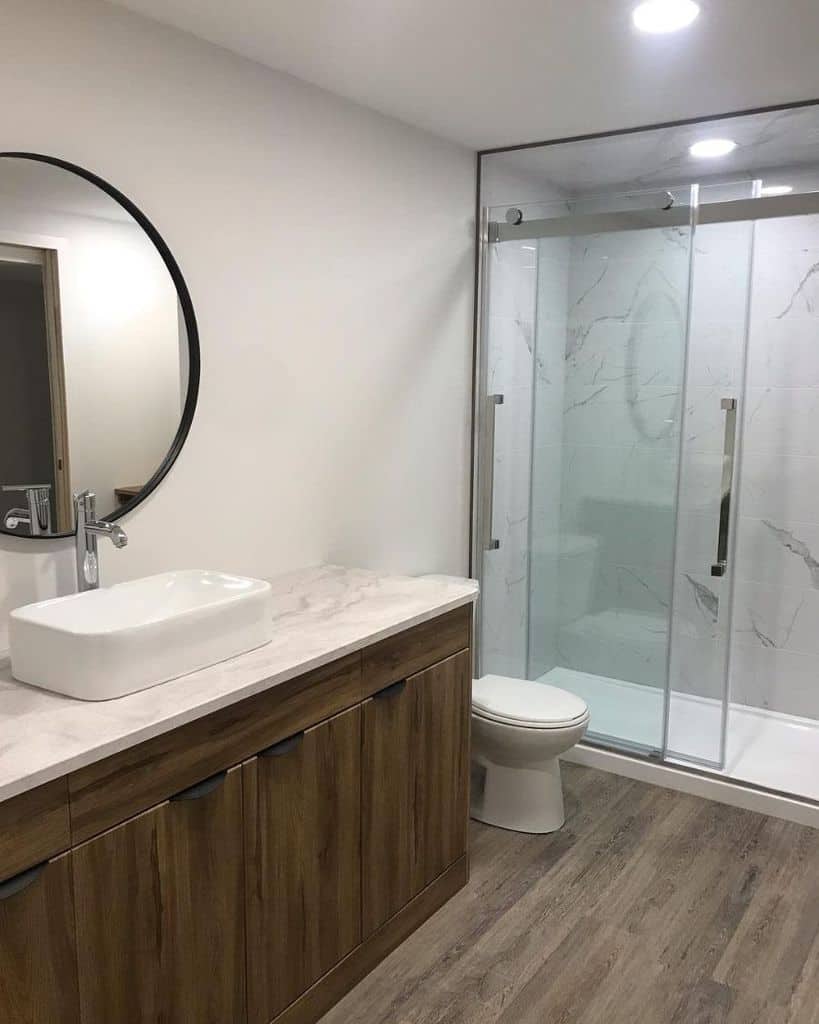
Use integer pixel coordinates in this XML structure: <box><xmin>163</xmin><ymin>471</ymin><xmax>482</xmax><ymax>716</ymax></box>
<box><xmin>632</xmin><ymin>0</ymin><xmax>700</xmax><ymax>33</ymax></box>
<box><xmin>688</xmin><ymin>138</ymin><xmax>737</xmax><ymax>159</ymax></box>
<box><xmin>760</xmin><ymin>184</ymin><xmax>793</xmax><ymax>197</ymax></box>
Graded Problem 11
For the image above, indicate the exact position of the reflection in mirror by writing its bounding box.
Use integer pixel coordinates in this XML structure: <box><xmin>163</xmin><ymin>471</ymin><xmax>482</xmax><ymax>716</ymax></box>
<box><xmin>0</xmin><ymin>155</ymin><xmax>196</xmax><ymax>538</ymax></box>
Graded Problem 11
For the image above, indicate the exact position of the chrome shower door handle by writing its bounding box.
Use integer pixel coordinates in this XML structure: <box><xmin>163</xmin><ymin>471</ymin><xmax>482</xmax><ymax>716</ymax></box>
<box><xmin>482</xmin><ymin>394</ymin><xmax>504</xmax><ymax>551</ymax></box>
<box><xmin>711</xmin><ymin>397</ymin><xmax>737</xmax><ymax>578</ymax></box>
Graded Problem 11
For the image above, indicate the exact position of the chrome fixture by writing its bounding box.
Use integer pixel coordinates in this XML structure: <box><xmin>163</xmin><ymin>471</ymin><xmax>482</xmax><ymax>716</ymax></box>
<box><xmin>505</xmin><ymin>207</ymin><xmax>524</xmax><ymax>225</ymax></box>
<box><xmin>711</xmin><ymin>398</ymin><xmax>737</xmax><ymax>578</ymax></box>
<box><xmin>2</xmin><ymin>484</ymin><xmax>53</xmax><ymax>535</ymax></box>
<box><xmin>74</xmin><ymin>490</ymin><xmax>128</xmax><ymax>592</ymax></box>
<box><xmin>489</xmin><ymin>190</ymin><xmax>819</xmax><ymax>244</ymax></box>
<box><xmin>480</xmin><ymin>394</ymin><xmax>504</xmax><ymax>551</ymax></box>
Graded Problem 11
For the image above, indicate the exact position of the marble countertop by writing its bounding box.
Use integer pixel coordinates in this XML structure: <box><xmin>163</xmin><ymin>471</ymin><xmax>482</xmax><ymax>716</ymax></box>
<box><xmin>0</xmin><ymin>565</ymin><xmax>478</xmax><ymax>803</ymax></box>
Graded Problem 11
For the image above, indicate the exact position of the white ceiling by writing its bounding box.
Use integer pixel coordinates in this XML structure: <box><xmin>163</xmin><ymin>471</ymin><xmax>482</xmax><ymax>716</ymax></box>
<box><xmin>108</xmin><ymin>0</ymin><xmax>819</xmax><ymax>151</ymax></box>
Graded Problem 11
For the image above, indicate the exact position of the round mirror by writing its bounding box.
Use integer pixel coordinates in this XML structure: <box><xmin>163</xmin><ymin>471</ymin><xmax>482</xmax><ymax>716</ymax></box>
<box><xmin>0</xmin><ymin>153</ymin><xmax>199</xmax><ymax>539</ymax></box>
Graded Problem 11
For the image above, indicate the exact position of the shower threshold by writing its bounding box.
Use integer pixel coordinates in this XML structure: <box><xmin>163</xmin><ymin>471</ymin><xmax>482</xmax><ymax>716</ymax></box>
<box><xmin>540</xmin><ymin>666</ymin><xmax>819</xmax><ymax>808</ymax></box>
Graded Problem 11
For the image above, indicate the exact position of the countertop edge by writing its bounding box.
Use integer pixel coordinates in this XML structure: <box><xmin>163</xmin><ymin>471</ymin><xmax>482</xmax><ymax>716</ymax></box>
<box><xmin>0</xmin><ymin>588</ymin><xmax>477</xmax><ymax>805</ymax></box>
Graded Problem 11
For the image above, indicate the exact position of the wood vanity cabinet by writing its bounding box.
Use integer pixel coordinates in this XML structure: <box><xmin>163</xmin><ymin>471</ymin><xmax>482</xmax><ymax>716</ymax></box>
<box><xmin>0</xmin><ymin>854</ymin><xmax>80</xmax><ymax>1023</ymax></box>
<box><xmin>72</xmin><ymin>765</ymin><xmax>246</xmax><ymax>1023</ymax></box>
<box><xmin>244</xmin><ymin>706</ymin><xmax>362</xmax><ymax>1023</ymax></box>
<box><xmin>0</xmin><ymin>779</ymin><xmax>78</xmax><ymax>1023</ymax></box>
<box><xmin>0</xmin><ymin>606</ymin><xmax>472</xmax><ymax>1024</ymax></box>
<box><xmin>362</xmin><ymin>649</ymin><xmax>471</xmax><ymax>934</ymax></box>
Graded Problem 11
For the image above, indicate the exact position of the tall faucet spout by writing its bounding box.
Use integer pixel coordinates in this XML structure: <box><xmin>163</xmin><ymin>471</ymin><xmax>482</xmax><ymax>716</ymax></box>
<box><xmin>85</xmin><ymin>521</ymin><xmax>128</xmax><ymax>548</ymax></box>
<box><xmin>74</xmin><ymin>490</ymin><xmax>129</xmax><ymax>592</ymax></box>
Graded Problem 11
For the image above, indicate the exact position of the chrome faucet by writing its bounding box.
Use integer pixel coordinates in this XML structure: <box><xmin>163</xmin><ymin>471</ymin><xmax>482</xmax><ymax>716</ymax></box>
<box><xmin>74</xmin><ymin>490</ymin><xmax>128</xmax><ymax>592</ymax></box>
<box><xmin>2</xmin><ymin>484</ymin><xmax>53</xmax><ymax>535</ymax></box>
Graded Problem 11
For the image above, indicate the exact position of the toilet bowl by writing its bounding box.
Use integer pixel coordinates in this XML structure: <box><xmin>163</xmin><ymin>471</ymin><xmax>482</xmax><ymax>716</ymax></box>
<box><xmin>471</xmin><ymin>675</ymin><xmax>589</xmax><ymax>834</ymax></box>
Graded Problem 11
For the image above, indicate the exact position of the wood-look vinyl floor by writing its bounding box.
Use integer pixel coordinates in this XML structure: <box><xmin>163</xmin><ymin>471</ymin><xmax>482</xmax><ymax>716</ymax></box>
<box><xmin>321</xmin><ymin>765</ymin><xmax>819</xmax><ymax>1024</ymax></box>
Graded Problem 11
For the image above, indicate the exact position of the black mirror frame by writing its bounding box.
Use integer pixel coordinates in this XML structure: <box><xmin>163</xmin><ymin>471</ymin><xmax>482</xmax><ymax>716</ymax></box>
<box><xmin>0</xmin><ymin>152</ymin><xmax>200</xmax><ymax>540</ymax></box>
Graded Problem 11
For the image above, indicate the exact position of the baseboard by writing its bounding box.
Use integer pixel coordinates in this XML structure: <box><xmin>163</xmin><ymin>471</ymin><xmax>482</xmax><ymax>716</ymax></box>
<box><xmin>272</xmin><ymin>854</ymin><xmax>470</xmax><ymax>1024</ymax></box>
<box><xmin>563</xmin><ymin>745</ymin><xmax>819</xmax><ymax>829</ymax></box>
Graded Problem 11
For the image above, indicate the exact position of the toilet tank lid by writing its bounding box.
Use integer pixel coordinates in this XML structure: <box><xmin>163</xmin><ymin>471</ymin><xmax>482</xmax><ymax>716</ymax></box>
<box><xmin>473</xmin><ymin>675</ymin><xmax>589</xmax><ymax>727</ymax></box>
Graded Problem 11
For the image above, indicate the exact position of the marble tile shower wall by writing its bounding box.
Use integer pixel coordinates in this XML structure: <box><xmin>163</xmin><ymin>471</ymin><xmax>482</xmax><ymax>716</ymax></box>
<box><xmin>550</xmin><ymin>227</ymin><xmax>689</xmax><ymax>688</ymax></box>
<box><xmin>730</xmin><ymin>213</ymin><xmax>819</xmax><ymax>720</ymax></box>
<box><xmin>480</xmin><ymin>240</ymin><xmax>537</xmax><ymax>677</ymax></box>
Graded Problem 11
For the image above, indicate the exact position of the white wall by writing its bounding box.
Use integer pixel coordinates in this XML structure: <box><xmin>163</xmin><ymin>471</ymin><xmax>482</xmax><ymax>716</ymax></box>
<box><xmin>0</xmin><ymin>0</ymin><xmax>475</xmax><ymax>651</ymax></box>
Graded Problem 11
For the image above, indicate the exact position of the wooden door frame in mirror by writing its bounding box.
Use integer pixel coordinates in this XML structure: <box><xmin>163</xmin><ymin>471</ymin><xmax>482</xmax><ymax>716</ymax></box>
<box><xmin>0</xmin><ymin>152</ymin><xmax>201</xmax><ymax>540</ymax></box>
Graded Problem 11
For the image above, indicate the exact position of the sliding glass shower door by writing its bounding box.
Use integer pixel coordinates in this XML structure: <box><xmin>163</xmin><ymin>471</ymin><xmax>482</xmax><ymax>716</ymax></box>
<box><xmin>477</xmin><ymin>109</ymin><xmax>819</xmax><ymax>802</ymax></box>
<box><xmin>664</xmin><ymin>183</ymin><xmax>755</xmax><ymax>768</ymax></box>
<box><xmin>475</xmin><ymin>189</ymin><xmax>735</xmax><ymax>762</ymax></box>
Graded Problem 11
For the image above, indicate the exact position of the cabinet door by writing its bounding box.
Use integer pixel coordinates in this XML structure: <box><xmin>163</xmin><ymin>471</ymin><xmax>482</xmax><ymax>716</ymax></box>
<box><xmin>244</xmin><ymin>706</ymin><xmax>361</xmax><ymax>1024</ymax></box>
<box><xmin>73</xmin><ymin>765</ymin><xmax>246</xmax><ymax>1024</ymax></box>
<box><xmin>362</xmin><ymin>649</ymin><xmax>470</xmax><ymax>935</ymax></box>
<box><xmin>0</xmin><ymin>853</ymin><xmax>80</xmax><ymax>1023</ymax></box>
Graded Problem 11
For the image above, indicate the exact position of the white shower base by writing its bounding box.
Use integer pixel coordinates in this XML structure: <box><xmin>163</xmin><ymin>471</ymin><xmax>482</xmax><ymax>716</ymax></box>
<box><xmin>539</xmin><ymin>666</ymin><xmax>819</xmax><ymax>804</ymax></box>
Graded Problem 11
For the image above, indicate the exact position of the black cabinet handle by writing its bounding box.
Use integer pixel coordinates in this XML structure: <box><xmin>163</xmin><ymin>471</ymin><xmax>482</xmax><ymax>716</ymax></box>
<box><xmin>373</xmin><ymin>679</ymin><xmax>407</xmax><ymax>701</ymax></box>
<box><xmin>259</xmin><ymin>732</ymin><xmax>304</xmax><ymax>758</ymax></box>
<box><xmin>0</xmin><ymin>862</ymin><xmax>46</xmax><ymax>901</ymax></box>
<box><xmin>170</xmin><ymin>770</ymin><xmax>228</xmax><ymax>802</ymax></box>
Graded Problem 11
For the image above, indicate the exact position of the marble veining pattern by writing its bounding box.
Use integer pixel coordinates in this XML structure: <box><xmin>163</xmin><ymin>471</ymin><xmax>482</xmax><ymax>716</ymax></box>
<box><xmin>776</xmin><ymin>258</ymin><xmax>819</xmax><ymax>318</ymax></box>
<box><xmin>762</xmin><ymin>521</ymin><xmax>819</xmax><ymax>586</ymax></box>
<box><xmin>683</xmin><ymin>574</ymin><xmax>719</xmax><ymax>625</ymax></box>
<box><xmin>0</xmin><ymin>565</ymin><xmax>477</xmax><ymax>803</ymax></box>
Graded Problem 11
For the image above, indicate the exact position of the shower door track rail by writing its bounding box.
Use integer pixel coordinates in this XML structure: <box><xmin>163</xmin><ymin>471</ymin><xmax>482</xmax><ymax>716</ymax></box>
<box><xmin>490</xmin><ymin>190</ymin><xmax>819</xmax><ymax>242</ymax></box>
<box><xmin>572</xmin><ymin>735</ymin><xmax>819</xmax><ymax>828</ymax></box>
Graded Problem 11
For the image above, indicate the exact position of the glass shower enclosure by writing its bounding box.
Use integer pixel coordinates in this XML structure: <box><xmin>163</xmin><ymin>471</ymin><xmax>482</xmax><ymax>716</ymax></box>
<box><xmin>473</xmin><ymin>161</ymin><xmax>819</xmax><ymax>796</ymax></box>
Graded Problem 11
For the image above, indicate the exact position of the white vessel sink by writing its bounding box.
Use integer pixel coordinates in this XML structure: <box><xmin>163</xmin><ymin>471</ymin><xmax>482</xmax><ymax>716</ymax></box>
<box><xmin>9</xmin><ymin>570</ymin><xmax>274</xmax><ymax>701</ymax></box>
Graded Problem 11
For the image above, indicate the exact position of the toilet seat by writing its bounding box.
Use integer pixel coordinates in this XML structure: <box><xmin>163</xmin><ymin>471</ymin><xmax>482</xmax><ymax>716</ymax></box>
<box><xmin>472</xmin><ymin>675</ymin><xmax>588</xmax><ymax>730</ymax></box>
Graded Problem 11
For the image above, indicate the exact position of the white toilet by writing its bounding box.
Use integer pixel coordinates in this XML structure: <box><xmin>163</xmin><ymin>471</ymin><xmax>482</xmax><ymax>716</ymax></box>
<box><xmin>471</xmin><ymin>675</ymin><xmax>590</xmax><ymax>834</ymax></box>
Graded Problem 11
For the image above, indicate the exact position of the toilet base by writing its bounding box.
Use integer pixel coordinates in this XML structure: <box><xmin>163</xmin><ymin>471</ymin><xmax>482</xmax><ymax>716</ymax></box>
<box><xmin>471</xmin><ymin>755</ymin><xmax>565</xmax><ymax>834</ymax></box>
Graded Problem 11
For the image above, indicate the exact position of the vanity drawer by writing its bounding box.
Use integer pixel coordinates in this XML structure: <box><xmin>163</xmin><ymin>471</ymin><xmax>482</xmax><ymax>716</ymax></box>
<box><xmin>361</xmin><ymin>606</ymin><xmax>471</xmax><ymax>699</ymax></box>
<box><xmin>0</xmin><ymin>778</ymin><xmax>71</xmax><ymax>882</ymax></box>
<box><xmin>68</xmin><ymin>653</ymin><xmax>362</xmax><ymax>842</ymax></box>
